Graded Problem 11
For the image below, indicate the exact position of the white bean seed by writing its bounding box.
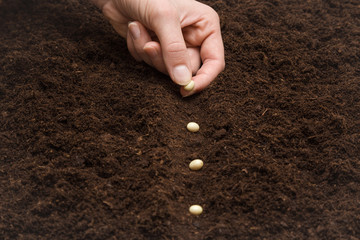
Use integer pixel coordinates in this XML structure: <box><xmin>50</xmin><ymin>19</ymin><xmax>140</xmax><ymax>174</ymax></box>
<box><xmin>189</xmin><ymin>159</ymin><xmax>203</xmax><ymax>171</ymax></box>
<box><xmin>187</xmin><ymin>122</ymin><xmax>199</xmax><ymax>132</ymax></box>
<box><xmin>189</xmin><ymin>205</ymin><xmax>203</xmax><ymax>215</ymax></box>
<box><xmin>184</xmin><ymin>80</ymin><xmax>195</xmax><ymax>91</ymax></box>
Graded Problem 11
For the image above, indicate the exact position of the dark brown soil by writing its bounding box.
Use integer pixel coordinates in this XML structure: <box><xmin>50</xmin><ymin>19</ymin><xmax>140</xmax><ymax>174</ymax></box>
<box><xmin>1</xmin><ymin>0</ymin><xmax>360</xmax><ymax>239</ymax></box>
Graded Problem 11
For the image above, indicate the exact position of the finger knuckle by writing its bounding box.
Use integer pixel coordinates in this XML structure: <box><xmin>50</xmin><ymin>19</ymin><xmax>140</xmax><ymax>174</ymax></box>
<box><xmin>154</xmin><ymin>4</ymin><xmax>178</xmax><ymax>20</ymax></box>
<box><xmin>210</xmin><ymin>11</ymin><xmax>220</xmax><ymax>23</ymax></box>
<box><xmin>148</xmin><ymin>3</ymin><xmax>179</xmax><ymax>26</ymax></box>
<box><xmin>101</xmin><ymin>2</ymin><xmax>116</xmax><ymax>21</ymax></box>
<box><xmin>202</xmin><ymin>4</ymin><xmax>219</xmax><ymax>19</ymax></box>
<box><xmin>166</xmin><ymin>41</ymin><xmax>187</xmax><ymax>54</ymax></box>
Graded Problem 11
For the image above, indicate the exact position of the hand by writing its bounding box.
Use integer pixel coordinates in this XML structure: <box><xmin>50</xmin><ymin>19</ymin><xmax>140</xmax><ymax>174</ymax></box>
<box><xmin>91</xmin><ymin>0</ymin><xmax>225</xmax><ymax>97</ymax></box>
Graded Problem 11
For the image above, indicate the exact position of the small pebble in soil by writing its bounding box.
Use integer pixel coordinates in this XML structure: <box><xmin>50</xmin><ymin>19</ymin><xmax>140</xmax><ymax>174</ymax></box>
<box><xmin>189</xmin><ymin>159</ymin><xmax>203</xmax><ymax>171</ymax></box>
<box><xmin>189</xmin><ymin>205</ymin><xmax>203</xmax><ymax>215</ymax></box>
<box><xmin>187</xmin><ymin>122</ymin><xmax>200</xmax><ymax>132</ymax></box>
<box><xmin>184</xmin><ymin>80</ymin><xmax>195</xmax><ymax>91</ymax></box>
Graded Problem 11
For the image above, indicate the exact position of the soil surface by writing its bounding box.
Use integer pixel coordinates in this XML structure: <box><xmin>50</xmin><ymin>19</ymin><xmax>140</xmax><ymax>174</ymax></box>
<box><xmin>1</xmin><ymin>0</ymin><xmax>360</xmax><ymax>239</ymax></box>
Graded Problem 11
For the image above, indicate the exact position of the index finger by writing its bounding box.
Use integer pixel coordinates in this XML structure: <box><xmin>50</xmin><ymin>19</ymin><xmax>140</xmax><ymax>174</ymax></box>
<box><xmin>181</xmin><ymin>27</ymin><xmax>225</xmax><ymax>96</ymax></box>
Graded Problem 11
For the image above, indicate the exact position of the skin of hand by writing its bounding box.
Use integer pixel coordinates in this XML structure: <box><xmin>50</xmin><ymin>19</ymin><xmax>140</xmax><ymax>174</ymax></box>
<box><xmin>91</xmin><ymin>0</ymin><xmax>225</xmax><ymax>97</ymax></box>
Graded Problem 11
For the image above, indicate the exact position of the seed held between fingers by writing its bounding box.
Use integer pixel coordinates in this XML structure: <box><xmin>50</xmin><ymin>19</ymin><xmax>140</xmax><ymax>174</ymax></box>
<box><xmin>184</xmin><ymin>80</ymin><xmax>195</xmax><ymax>91</ymax></box>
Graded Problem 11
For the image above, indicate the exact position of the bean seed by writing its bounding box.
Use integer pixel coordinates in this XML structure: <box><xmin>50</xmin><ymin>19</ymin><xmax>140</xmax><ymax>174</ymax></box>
<box><xmin>184</xmin><ymin>80</ymin><xmax>195</xmax><ymax>91</ymax></box>
<box><xmin>189</xmin><ymin>159</ymin><xmax>203</xmax><ymax>171</ymax></box>
<box><xmin>187</xmin><ymin>122</ymin><xmax>199</xmax><ymax>132</ymax></box>
<box><xmin>189</xmin><ymin>205</ymin><xmax>203</xmax><ymax>215</ymax></box>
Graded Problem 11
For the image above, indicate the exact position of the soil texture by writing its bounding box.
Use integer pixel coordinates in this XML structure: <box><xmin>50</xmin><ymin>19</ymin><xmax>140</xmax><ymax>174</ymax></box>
<box><xmin>1</xmin><ymin>0</ymin><xmax>360</xmax><ymax>239</ymax></box>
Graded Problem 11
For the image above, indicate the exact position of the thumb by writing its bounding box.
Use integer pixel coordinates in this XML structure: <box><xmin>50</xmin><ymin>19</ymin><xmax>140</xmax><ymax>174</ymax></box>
<box><xmin>151</xmin><ymin>10</ymin><xmax>192</xmax><ymax>86</ymax></box>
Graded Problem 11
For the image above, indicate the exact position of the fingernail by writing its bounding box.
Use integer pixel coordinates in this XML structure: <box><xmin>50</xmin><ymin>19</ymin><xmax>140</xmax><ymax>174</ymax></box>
<box><xmin>128</xmin><ymin>22</ymin><xmax>140</xmax><ymax>40</ymax></box>
<box><xmin>173</xmin><ymin>65</ymin><xmax>191</xmax><ymax>86</ymax></box>
<box><xmin>144</xmin><ymin>46</ymin><xmax>158</xmax><ymax>58</ymax></box>
<box><xmin>182</xmin><ymin>90</ymin><xmax>195</xmax><ymax>98</ymax></box>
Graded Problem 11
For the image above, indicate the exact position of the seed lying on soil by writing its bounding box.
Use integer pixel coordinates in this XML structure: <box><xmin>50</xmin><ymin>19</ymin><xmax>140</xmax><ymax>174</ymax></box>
<box><xmin>189</xmin><ymin>159</ymin><xmax>203</xmax><ymax>171</ymax></box>
<box><xmin>187</xmin><ymin>122</ymin><xmax>199</xmax><ymax>132</ymax></box>
<box><xmin>184</xmin><ymin>80</ymin><xmax>195</xmax><ymax>91</ymax></box>
<box><xmin>189</xmin><ymin>205</ymin><xmax>203</xmax><ymax>215</ymax></box>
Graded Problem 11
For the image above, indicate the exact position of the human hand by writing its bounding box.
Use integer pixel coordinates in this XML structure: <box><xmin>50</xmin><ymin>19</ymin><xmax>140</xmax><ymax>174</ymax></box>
<box><xmin>91</xmin><ymin>0</ymin><xmax>225</xmax><ymax>97</ymax></box>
